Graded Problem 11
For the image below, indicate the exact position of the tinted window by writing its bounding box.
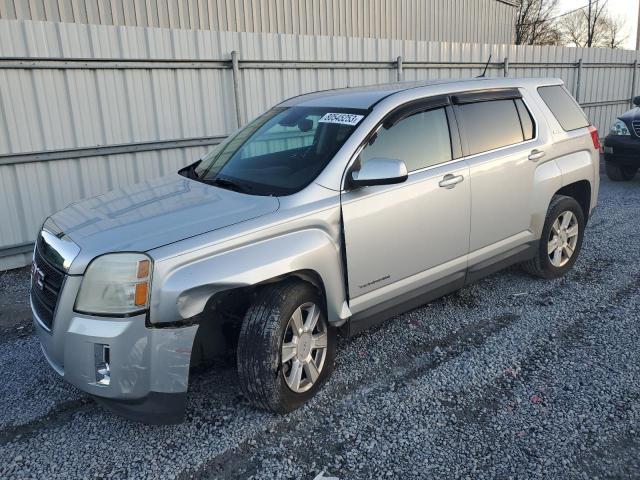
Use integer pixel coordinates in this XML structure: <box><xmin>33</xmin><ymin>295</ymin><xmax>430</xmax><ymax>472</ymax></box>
<box><xmin>457</xmin><ymin>99</ymin><xmax>524</xmax><ymax>155</ymax></box>
<box><xmin>359</xmin><ymin>107</ymin><xmax>452</xmax><ymax>172</ymax></box>
<box><xmin>538</xmin><ymin>85</ymin><xmax>589</xmax><ymax>131</ymax></box>
<box><xmin>191</xmin><ymin>106</ymin><xmax>365</xmax><ymax>195</ymax></box>
<box><xmin>515</xmin><ymin>99</ymin><xmax>535</xmax><ymax>140</ymax></box>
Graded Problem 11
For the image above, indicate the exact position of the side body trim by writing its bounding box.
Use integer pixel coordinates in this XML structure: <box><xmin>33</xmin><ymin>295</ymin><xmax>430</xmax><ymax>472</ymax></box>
<box><xmin>346</xmin><ymin>272</ymin><xmax>465</xmax><ymax>337</ymax></box>
<box><xmin>466</xmin><ymin>241</ymin><xmax>537</xmax><ymax>284</ymax></box>
<box><xmin>345</xmin><ymin>240</ymin><xmax>538</xmax><ymax>337</ymax></box>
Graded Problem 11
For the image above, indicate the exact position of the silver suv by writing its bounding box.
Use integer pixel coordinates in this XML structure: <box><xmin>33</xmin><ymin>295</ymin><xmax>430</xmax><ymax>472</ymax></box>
<box><xmin>31</xmin><ymin>77</ymin><xmax>600</xmax><ymax>423</ymax></box>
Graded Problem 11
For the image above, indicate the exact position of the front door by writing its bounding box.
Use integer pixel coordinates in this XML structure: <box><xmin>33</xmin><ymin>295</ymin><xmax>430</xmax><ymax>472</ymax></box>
<box><xmin>341</xmin><ymin>105</ymin><xmax>471</xmax><ymax>315</ymax></box>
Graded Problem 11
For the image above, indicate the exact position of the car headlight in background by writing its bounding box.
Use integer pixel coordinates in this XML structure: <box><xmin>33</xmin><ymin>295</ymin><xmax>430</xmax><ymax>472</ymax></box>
<box><xmin>609</xmin><ymin>119</ymin><xmax>630</xmax><ymax>136</ymax></box>
<box><xmin>75</xmin><ymin>253</ymin><xmax>152</xmax><ymax>316</ymax></box>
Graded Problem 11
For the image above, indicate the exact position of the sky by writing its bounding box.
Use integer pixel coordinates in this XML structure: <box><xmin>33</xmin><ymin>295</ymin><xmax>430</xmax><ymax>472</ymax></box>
<box><xmin>556</xmin><ymin>0</ymin><xmax>639</xmax><ymax>49</ymax></box>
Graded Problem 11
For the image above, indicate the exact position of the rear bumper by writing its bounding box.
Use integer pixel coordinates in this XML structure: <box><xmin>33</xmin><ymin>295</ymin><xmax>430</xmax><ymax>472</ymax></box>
<box><xmin>603</xmin><ymin>135</ymin><xmax>640</xmax><ymax>166</ymax></box>
<box><xmin>32</xmin><ymin>277</ymin><xmax>198</xmax><ymax>424</ymax></box>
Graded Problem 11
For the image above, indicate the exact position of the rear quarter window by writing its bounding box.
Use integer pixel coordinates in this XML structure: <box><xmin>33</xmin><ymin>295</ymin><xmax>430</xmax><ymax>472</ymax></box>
<box><xmin>537</xmin><ymin>85</ymin><xmax>589</xmax><ymax>132</ymax></box>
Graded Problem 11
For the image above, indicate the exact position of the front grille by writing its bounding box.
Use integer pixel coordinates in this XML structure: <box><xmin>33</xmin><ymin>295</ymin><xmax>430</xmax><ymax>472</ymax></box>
<box><xmin>632</xmin><ymin>121</ymin><xmax>640</xmax><ymax>137</ymax></box>
<box><xmin>31</xmin><ymin>247</ymin><xmax>66</xmax><ymax>330</ymax></box>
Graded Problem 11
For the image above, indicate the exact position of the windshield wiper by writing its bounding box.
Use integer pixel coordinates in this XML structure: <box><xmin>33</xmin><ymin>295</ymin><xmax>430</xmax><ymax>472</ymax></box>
<box><xmin>210</xmin><ymin>176</ymin><xmax>251</xmax><ymax>194</ymax></box>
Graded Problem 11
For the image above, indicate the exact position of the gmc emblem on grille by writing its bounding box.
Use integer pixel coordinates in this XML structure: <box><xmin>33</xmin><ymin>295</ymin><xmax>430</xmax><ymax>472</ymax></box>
<box><xmin>33</xmin><ymin>265</ymin><xmax>46</xmax><ymax>290</ymax></box>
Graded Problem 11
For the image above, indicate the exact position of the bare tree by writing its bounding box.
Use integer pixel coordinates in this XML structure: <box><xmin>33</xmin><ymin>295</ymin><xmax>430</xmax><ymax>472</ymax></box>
<box><xmin>559</xmin><ymin>10</ymin><xmax>590</xmax><ymax>47</ymax></box>
<box><xmin>559</xmin><ymin>6</ymin><xmax>627</xmax><ymax>49</ymax></box>
<box><xmin>515</xmin><ymin>0</ymin><xmax>561</xmax><ymax>45</ymax></box>
<box><xmin>600</xmin><ymin>15</ymin><xmax>627</xmax><ymax>49</ymax></box>
<box><xmin>585</xmin><ymin>0</ymin><xmax>610</xmax><ymax>47</ymax></box>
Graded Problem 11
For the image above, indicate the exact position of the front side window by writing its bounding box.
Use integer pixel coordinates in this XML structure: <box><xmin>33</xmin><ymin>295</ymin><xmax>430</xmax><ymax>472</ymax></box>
<box><xmin>359</xmin><ymin>107</ymin><xmax>452</xmax><ymax>172</ymax></box>
<box><xmin>456</xmin><ymin>99</ymin><xmax>525</xmax><ymax>155</ymax></box>
<box><xmin>188</xmin><ymin>107</ymin><xmax>366</xmax><ymax>195</ymax></box>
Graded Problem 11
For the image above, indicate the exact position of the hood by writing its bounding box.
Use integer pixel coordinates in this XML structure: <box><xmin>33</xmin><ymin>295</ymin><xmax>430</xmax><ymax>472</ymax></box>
<box><xmin>619</xmin><ymin>107</ymin><xmax>640</xmax><ymax>122</ymax></box>
<box><xmin>50</xmin><ymin>173</ymin><xmax>279</xmax><ymax>267</ymax></box>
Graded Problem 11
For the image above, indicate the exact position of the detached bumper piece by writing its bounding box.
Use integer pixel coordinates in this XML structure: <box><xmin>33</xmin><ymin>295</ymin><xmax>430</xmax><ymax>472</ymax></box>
<box><xmin>604</xmin><ymin>135</ymin><xmax>640</xmax><ymax>167</ymax></box>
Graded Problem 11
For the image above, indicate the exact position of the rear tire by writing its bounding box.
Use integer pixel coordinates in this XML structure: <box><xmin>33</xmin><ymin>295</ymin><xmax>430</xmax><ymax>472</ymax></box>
<box><xmin>605</xmin><ymin>161</ymin><xmax>637</xmax><ymax>181</ymax></box>
<box><xmin>237</xmin><ymin>280</ymin><xmax>336</xmax><ymax>413</ymax></box>
<box><xmin>522</xmin><ymin>195</ymin><xmax>585</xmax><ymax>279</ymax></box>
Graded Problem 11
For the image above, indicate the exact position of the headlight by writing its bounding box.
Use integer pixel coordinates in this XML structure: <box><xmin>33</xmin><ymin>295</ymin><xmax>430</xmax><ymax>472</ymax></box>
<box><xmin>75</xmin><ymin>253</ymin><xmax>152</xmax><ymax>316</ymax></box>
<box><xmin>609</xmin><ymin>119</ymin><xmax>630</xmax><ymax>136</ymax></box>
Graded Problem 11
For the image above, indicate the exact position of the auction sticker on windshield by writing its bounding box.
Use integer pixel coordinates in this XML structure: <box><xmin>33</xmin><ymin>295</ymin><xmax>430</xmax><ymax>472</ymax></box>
<box><xmin>318</xmin><ymin>113</ymin><xmax>364</xmax><ymax>126</ymax></box>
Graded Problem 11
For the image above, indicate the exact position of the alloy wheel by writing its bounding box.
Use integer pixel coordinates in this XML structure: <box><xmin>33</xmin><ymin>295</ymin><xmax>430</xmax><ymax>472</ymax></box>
<box><xmin>548</xmin><ymin>210</ymin><xmax>579</xmax><ymax>268</ymax></box>
<box><xmin>281</xmin><ymin>302</ymin><xmax>328</xmax><ymax>393</ymax></box>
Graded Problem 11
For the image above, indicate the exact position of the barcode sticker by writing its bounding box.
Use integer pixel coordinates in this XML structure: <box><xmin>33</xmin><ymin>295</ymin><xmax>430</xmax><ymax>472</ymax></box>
<box><xmin>318</xmin><ymin>113</ymin><xmax>364</xmax><ymax>126</ymax></box>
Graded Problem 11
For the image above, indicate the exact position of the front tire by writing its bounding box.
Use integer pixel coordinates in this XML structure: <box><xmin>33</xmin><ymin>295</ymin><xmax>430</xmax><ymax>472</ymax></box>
<box><xmin>522</xmin><ymin>195</ymin><xmax>585</xmax><ymax>279</ymax></box>
<box><xmin>605</xmin><ymin>161</ymin><xmax>637</xmax><ymax>181</ymax></box>
<box><xmin>237</xmin><ymin>281</ymin><xmax>336</xmax><ymax>413</ymax></box>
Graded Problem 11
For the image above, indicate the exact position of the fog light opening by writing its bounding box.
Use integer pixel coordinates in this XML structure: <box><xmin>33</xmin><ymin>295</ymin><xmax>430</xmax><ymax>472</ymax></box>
<box><xmin>95</xmin><ymin>344</ymin><xmax>111</xmax><ymax>386</ymax></box>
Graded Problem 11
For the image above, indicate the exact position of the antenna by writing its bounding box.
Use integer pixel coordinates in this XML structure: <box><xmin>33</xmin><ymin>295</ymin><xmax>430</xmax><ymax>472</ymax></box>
<box><xmin>476</xmin><ymin>54</ymin><xmax>492</xmax><ymax>78</ymax></box>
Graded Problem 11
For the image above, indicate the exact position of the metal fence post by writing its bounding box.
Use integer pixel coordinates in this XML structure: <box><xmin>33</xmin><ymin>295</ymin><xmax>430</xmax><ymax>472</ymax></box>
<box><xmin>396</xmin><ymin>56</ymin><xmax>403</xmax><ymax>82</ymax></box>
<box><xmin>231</xmin><ymin>50</ymin><xmax>244</xmax><ymax>128</ymax></box>
<box><xmin>575</xmin><ymin>58</ymin><xmax>583</xmax><ymax>103</ymax></box>
<box><xmin>503</xmin><ymin>57</ymin><xmax>509</xmax><ymax>77</ymax></box>
<box><xmin>631</xmin><ymin>59</ymin><xmax>638</xmax><ymax>108</ymax></box>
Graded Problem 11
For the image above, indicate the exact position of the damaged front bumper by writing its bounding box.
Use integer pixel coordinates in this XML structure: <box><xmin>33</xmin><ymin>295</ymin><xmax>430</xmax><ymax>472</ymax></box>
<box><xmin>32</xmin><ymin>274</ymin><xmax>198</xmax><ymax>424</ymax></box>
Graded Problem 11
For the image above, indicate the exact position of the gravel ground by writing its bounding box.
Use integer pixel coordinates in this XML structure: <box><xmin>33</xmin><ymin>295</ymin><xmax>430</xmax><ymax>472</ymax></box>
<box><xmin>1</xmin><ymin>175</ymin><xmax>639</xmax><ymax>479</ymax></box>
<box><xmin>0</xmin><ymin>267</ymin><xmax>31</xmax><ymax>339</ymax></box>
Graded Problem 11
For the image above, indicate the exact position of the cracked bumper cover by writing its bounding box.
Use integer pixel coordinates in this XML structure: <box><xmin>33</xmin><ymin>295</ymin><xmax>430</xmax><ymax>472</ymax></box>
<box><xmin>32</xmin><ymin>276</ymin><xmax>198</xmax><ymax>424</ymax></box>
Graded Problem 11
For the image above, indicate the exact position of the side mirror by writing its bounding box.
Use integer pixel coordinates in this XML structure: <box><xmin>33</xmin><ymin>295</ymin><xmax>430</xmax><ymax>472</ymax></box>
<box><xmin>350</xmin><ymin>158</ymin><xmax>408</xmax><ymax>188</ymax></box>
<box><xmin>634</xmin><ymin>96</ymin><xmax>640</xmax><ymax>107</ymax></box>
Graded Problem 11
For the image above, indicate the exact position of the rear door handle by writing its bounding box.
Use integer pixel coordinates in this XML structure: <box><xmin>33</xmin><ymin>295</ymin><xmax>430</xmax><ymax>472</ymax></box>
<box><xmin>439</xmin><ymin>174</ymin><xmax>464</xmax><ymax>189</ymax></box>
<box><xmin>528</xmin><ymin>149</ymin><xmax>546</xmax><ymax>162</ymax></box>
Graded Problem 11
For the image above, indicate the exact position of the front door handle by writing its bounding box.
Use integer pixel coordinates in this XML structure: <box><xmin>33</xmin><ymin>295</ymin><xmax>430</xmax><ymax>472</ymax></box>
<box><xmin>528</xmin><ymin>149</ymin><xmax>546</xmax><ymax>162</ymax></box>
<box><xmin>439</xmin><ymin>174</ymin><xmax>464</xmax><ymax>189</ymax></box>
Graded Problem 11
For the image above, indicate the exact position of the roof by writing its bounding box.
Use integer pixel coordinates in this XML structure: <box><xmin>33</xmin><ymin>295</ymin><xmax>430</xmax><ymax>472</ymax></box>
<box><xmin>279</xmin><ymin>77</ymin><xmax>563</xmax><ymax>110</ymax></box>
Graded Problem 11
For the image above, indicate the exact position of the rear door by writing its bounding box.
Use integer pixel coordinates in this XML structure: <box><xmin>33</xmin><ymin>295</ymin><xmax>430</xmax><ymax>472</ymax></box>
<box><xmin>453</xmin><ymin>90</ymin><xmax>545</xmax><ymax>264</ymax></box>
<box><xmin>341</xmin><ymin>101</ymin><xmax>470</xmax><ymax>314</ymax></box>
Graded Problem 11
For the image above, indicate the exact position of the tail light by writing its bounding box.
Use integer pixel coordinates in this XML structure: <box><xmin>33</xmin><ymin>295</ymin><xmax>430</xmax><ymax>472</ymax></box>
<box><xmin>588</xmin><ymin>126</ymin><xmax>601</xmax><ymax>151</ymax></box>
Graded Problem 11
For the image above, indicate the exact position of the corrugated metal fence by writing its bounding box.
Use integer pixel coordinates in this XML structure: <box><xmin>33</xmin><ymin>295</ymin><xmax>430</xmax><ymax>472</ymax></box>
<box><xmin>1</xmin><ymin>18</ymin><xmax>638</xmax><ymax>269</ymax></box>
<box><xmin>0</xmin><ymin>0</ymin><xmax>517</xmax><ymax>44</ymax></box>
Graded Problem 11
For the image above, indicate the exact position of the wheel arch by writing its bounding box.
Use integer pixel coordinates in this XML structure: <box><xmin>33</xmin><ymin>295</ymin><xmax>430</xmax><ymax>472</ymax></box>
<box><xmin>555</xmin><ymin>179</ymin><xmax>591</xmax><ymax>221</ymax></box>
<box><xmin>552</xmin><ymin>148</ymin><xmax>597</xmax><ymax>215</ymax></box>
<box><xmin>188</xmin><ymin>269</ymin><xmax>330</xmax><ymax>365</ymax></box>
<box><xmin>531</xmin><ymin>158</ymin><xmax>594</xmax><ymax>239</ymax></box>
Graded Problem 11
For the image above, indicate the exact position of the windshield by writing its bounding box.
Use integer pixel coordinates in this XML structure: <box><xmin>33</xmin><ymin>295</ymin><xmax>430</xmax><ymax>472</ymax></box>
<box><xmin>186</xmin><ymin>106</ymin><xmax>367</xmax><ymax>196</ymax></box>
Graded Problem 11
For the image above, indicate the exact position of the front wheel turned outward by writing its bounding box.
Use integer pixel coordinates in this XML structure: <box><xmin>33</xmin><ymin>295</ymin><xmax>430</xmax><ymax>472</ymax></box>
<box><xmin>237</xmin><ymin>281</ymin><xmax>336</xmax><ymax>413</ymax></box>
<box><xmin>522</xmin><ymin>195</ymin><xmax>585</xmax><ymax>279</ymax></box>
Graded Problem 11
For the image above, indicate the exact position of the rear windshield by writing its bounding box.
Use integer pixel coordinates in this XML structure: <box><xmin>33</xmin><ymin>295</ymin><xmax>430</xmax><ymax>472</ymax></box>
<box><xmin>537</xmin><ymin>85</ymin><xmax>589</xmax><ymax>131</ymax></box>
<box><xmin>186</xmin><ymin>106</ymin><xmax>366</xmax><ymax>196</ymax></box>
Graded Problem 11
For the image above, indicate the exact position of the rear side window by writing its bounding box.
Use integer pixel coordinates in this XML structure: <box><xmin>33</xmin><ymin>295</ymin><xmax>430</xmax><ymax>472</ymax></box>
<box><xmin>456</xmin><ymin>100</ymin><xmax>525</xmax><ymax>155</ymax></box>
<box><xmin>537</xmin><ymin>85</ymin><xmax>589</xmax><ymax>131</ymax></box>
<box><xmin>359</xmin><ymin>107</ymin><xmax>452</xmax><ymax>172</ymax></box>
